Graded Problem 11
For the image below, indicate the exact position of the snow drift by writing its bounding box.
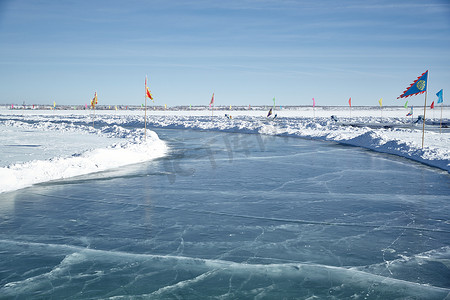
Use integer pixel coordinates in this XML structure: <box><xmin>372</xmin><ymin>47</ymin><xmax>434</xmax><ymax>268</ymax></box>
<box><xmin>0</xmin><ymin>119</ymin><xmax>168</xmax><ymax>193</ymax></box>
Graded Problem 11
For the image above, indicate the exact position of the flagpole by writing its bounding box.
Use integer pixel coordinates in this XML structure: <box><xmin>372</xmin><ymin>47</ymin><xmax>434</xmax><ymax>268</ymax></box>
<box><xmin>380</xmin><ymin>103</ymin><xmax>383</xmax><ymax>122</ymax></box>
<box><xmin>440</xmin><ymin>102</ymin><xmax>443</xmax><ymax>134</ymax></box>
<box><xmin>411</xmin><ymin>106</ymin><xmax>413</xmax><ymax>124</ymax></box>
<box><xmin>211</xmin><ymin>92</ymin><xmax>214</xmax><ymax>118</ymax></box>
<box><xmin>145</xmin><ymin>98</ymin><xmax>147</xmax><ymax>140</ymax></box>
<box><xmin>92</xmin><ymin>94</ymin><xmax>96</xmax><ymax>128</ymax></box>
<box><xmin>312</xmin><ymin>98</ymin><xmax>316</xmax><ymax>119</ymax></box>
<box><xmin>273</xmin><ymin>97</ymin><xmax>276</xmax><ymax>117</ymax></box>
<box><xmin>348</xmin><ymin>97</ymin><xmax>352</xmax><ymax>119</ymax></box>
<box><xmin>421</xmin><ymin>90</ymin><xmax>427</xmax><ymax>149</ymax></box>
<box><xmin>144</xmin><ymin>76</ymin><xmax>147</xmax><ymax>140</ymax></box>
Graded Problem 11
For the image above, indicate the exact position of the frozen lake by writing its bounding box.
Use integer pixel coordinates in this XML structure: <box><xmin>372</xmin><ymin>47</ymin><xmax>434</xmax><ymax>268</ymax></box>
<box><xmin>1</xmin><ymin>126</ymin><xmax>449</xmax><ymax>298</ymax></box>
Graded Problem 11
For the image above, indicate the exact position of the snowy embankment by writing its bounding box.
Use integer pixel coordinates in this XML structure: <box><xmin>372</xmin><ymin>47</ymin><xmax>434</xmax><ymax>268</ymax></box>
<box><xmin>0</xmin><ymin>117</ymin><xmax>168</xmax><ymax>193</ymax></box>
<box><xmin>147</xmin><ymin>113</ymin><xmax>449</xmax><ymax>172</ymax></box>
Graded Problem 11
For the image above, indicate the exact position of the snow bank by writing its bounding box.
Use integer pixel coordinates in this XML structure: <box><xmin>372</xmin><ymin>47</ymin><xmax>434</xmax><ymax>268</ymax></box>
<box><xmin>0</xmin><ymin>118</ymin><xmax>168</xmax><ymax>193</ymax></box>
<box><xmin>145</xmin><ymin>114</ymin><xmax>450</xmax><ymax>172</ymax></box>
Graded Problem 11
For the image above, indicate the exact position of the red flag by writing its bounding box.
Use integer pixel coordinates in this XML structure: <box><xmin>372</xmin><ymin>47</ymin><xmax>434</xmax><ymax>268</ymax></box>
<box><xmin>145</xmin><ymin>76</ymin><xmax>153</xmax><ymax>100</ymax></box>
<box><xmin>146</xmin><ymin>87</ymin><xmax>153</xmax><ymax>100</ymax></box>
<box><xmin>348</xmin><ymin>97</ymin><xmax>351</xmax><ymax>107</ymax></box>
<box><xmin>430</xmin><ymin>101</ymin><xmax>435</xmax><ymax>109</ymax></box>
<box><xmin>210</xmin><ymin>93</ymin><xmax>214</xmax><ymax>107</ymax></box>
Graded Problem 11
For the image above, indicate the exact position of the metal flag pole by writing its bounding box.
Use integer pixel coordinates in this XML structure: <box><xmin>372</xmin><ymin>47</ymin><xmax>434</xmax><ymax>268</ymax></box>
<box><xmin>440</xmin><ymin>101</ymin><xmax>443</xmax><ymax>134</ymax></box>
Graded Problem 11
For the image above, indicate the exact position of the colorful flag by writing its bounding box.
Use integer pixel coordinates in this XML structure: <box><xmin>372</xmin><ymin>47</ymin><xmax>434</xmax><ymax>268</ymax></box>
<box><xmin>404</xmin><ymin>100</ymin><xmax>408</xmax><ymax>109</ymax></box>
<box><xmin>398</xmin><ymin>70</ymin><xmax>428</xmax><ymax>99</ymax></box>
<box><xmin>378</xmin><ymin>98</ymin><xmax>382</xmax><ymax>107</ymax></box>
<box><xmin>406</xmin><ymin>106</ymin><xmax>413</xmax><ymax>116</ymax></box>
<box><xmin>267</xmin><ymin>108</ymin><xmax>273</xmax><ymax>117</ymax></box>
<box><xmin>91</xmin><ymin>92</ymin><xmax>98</xmax><ymax>108</ymax></box>
<box><xmin>146</xmin><ymin>87</ymin><xmax>153</xmax><ymax>100</ymax></box>
<box><xmin>210</xmin><ymin>93</ymin><xmax>214</xmax><ymax>107</ymax></box>
<box><xmin>313</xmin><ymin>98</ymin><xmax>315</xmax><ymax>107</ymax></box>
<box><xmin>273</xmin><ymin>97</ymin><xmax>276</xmax><ymax>107</ymax></box>
<box><xmin>145</xmin><ymin>76</ymin><xmax>153</xmax><ymax>101</ymax></box>
<box><xmin>53</xmin><ymin>101</ymin><xmax>56</xmax><ymax>108</ymax></box>
<box><xmin>436</xmin><ymin>89</ymin><xmax>443</xmax><ymax>104</ymax></box>
<box><xmin>430</xmin><ymin>101</ymin><xmax>435</xmax><ymax>109</ymax></box>
<box><xmin>348</xmin><ymin>97</ymin><xmax>351</xmax><ymax>107</ymax></box>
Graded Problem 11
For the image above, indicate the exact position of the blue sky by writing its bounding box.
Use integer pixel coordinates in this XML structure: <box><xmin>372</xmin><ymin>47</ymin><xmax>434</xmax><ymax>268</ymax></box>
<box><xmin>0</xmin><ymin>0</ymin><xmax>449</xmax><ymax>106</ymax></box>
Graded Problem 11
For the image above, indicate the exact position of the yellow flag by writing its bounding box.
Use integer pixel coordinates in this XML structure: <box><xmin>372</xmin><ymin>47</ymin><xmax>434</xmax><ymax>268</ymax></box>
<box><xmin>378</xmin><ymin>98</ymin><xmax>382</xmax><ymax>107</ymax></box>
<box><xmin>91</xmin><ymin>92</ymin><xmax>98</xmax><ymax>108</ymax></box>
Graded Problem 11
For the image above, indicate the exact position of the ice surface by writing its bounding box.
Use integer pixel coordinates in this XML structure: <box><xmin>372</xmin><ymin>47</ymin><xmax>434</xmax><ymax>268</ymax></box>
<box><xmin>0</xmin><ymin>109</ymin><xmax>449</xmax><ymax>298</ymax></box>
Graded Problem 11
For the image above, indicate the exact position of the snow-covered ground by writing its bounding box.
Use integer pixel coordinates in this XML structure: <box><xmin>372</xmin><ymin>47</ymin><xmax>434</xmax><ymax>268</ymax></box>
<box><xmin>0</xmin><ymin>111</ymin><xmax>168</xmax><ymax>193</ymax></box>
<box><xmin>0</xmin><ymin>106</ymin><xmax>448</xmax><ymax>193</ymax></box>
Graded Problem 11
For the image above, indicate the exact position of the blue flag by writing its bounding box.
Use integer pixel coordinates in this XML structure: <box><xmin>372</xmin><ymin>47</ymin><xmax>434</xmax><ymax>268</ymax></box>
<box><xmin>398</xmin><ymin>70</ymin><xmax>428</xmax><ymax>99</ymax></box>
<box><xmin>406</xmin><ymin>106</ymin><xmax>413</xmax><ymax>116</ymax></box>
<box><xmin>436</xmin><ymin>89</ymin><xmax>443</xmax><ymax>104</ymax></box>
